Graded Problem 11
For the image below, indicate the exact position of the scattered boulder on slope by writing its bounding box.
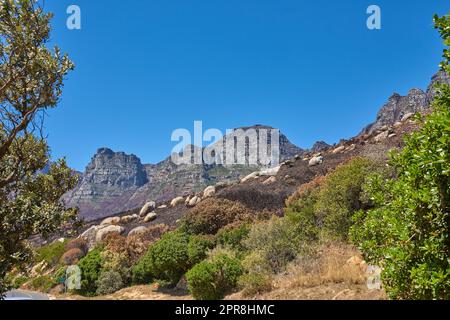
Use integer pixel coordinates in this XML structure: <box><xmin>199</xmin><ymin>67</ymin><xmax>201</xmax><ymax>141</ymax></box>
<box><xmin>95</xmin><ymin>225</ymin><xmax>125</xmax><ymax>242</ymax></box>
<box><xmin>144</xmin><ymin>212</ymin><xmax>157</xmax><ymax>223</ymax></box>
<box><xmin>140</xmin><ymin>201</ymin><xmax>156</xmax><ymax>217</ymax></box>
<box><xmin>171</xmin><ymin>196</ymin><xmax>185</xmax><ymax>207</ymax></box>
<box><xmin>309</xmin><ymin>156</ymin><xmax>324</xmax><ymax>167</ymax></box>
<box><xmin>203</xmin><ymin>186</ymin><xmax>216</xmax><ymax>198</ymax></box>
<box><xmin>100</xmin><ymin>216</ymin><xmax>121</xmax><ymax>225</ymax></box>
<box><xmin>128</xmin><ymin>226</ymin><xmax>148</xmax><ymax>237</ymax></box>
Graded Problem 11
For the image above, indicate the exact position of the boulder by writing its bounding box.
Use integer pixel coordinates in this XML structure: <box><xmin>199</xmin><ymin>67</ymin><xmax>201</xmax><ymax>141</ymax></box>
<box><xmin>374</xmin><ymin>131</ymin><xmax>389</xmax><ymax>143</ymax></box>
<box><xmin>188</xmin><ymin>196</ymin><xmax>201</xmax><ymax>207</ymax></box>
<box><xmin>144</xmin><ymin>212</ymin><xmax>157</xmax><ymax>223</ymax></box>
<box><xmin>332</xmin><ymin>146</ymin><xmax>345</xmax><ymax>154</ymax></box>
<box><xmin>120</xmin><ymin>215</ymin><xmax>137</xmax><ymax>224</ymax></box>
<box><xmin>401</xmin><ymin>112</ymin><xmax>414</xmax><ymax>122</ymax></box>
<box><xmin>95</xmin><ymin>225</ymin><xmax>125</xmax><ymax>243</ymax></box>
<box><xmin>388</xmin><ymin>133</ymin><xmax>397</xmax><ymax>138</ymax></box>
<box><xmin>171</xmin><ymin>196</ymin><xmax>184</xmax><ymax>207</ymax></box>
<box><xmin>80</xmin><ymin>225</ymin><xmax>101</xmax><ymax>248</ymax></box>
<box><xmin>128</xmin><ymin>226</ymin><xmax>148</xmax><ymax>237</ymax></box>
<box><xmin>309</xmin><ymin>156</ymin><xmax>324</xmax><ymax>167</ymax></box>
<box><xmin>101</xmin><ymin>216</ymin><xmax>121</xmax><ymax>225</ymax></box>
<box><xmin>185</xmin><ymin>195</ymin><xmax>192</xmax><ymax>205</ymax></box>
<box><xmin>393</xmin><ymin>121</ymin><xmax>403</xmax><ymax>128</ymax></box>
<box><xmin>158</xmin><ymin>204</ymin><xmax>168</xmax><ymax>209</ymax></box>
<box><xmin>345</xmin><ymin>144</ymin><xmax>356</xmax><ymax>152</ymax></box>
<box><xmin>203</xmin><ymin>186</ymin><xmax>216</xmax><ymax>198</ymax></box>
<box><xmin>140</xmin><ymin>201</ymin><xmax>156</xmax><ymax>217</ymax></box>
<box><xmin>240</xmin><ymin>171</ymin><xmax>259</xmax><ymax>183</ymax></box>
<box><xmin>259</xmin><ymin>165</ymin><xmax>281</xmax><ymax>176</ymax></box>
<box><xmin>262</xmin><ymin>176</ymin><xmax>276</xmax><ymax>185</ymax></box>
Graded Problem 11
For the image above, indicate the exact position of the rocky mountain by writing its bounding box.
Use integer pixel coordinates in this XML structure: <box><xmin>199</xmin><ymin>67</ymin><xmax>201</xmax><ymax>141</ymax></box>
<box><xmin>362</xmin><ymin>71</ymin><xmax>450</xmax><ymax>134</ymax></box>
<box><xmin>64</xmin><ymin>71</ymin><xmax>449</xmax><ymax>222</ymax></box>
<box><xmin>64</xmin><ymin>126</ymin><xmax>304</xmax><ymax>221</ymax></box>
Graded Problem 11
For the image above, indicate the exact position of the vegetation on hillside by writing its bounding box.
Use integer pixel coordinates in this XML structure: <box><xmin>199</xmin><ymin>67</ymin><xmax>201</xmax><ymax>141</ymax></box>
<box><xmin>0</xmin><ymin>0</ymin><xmax>77</xmax><ymax>297</ymax></box>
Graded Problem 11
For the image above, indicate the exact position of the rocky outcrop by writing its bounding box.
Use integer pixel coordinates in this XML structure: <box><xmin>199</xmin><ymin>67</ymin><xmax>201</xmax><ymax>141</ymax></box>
<box><xmin>362</xmin><ymin>71</ymin><xmax>449</xmax><ymax>135</ymax></box>
<box><xmin>64</xmin><ymin>126</ymin><xmax>305</xmax><ymax>221</ymax></box>
<box><xmin>310</xmin><ymin>141</ymin><xmax>331</xmax><ymax>153</ymax></box>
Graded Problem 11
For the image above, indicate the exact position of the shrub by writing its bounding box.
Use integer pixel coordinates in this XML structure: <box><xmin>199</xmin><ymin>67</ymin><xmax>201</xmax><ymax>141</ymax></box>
<box><xmin>186</xmin><ymin>253</ymin><xmax>243</xmax><ymax>300</ymax></box>
<box><xmin>12</xmin><ymin>275</ymin><xmax>28</xmax><ymax>289</ymax></box>
<box><xmin>187</xmin><ymin>235</ymin><xmax>216</xmax><ymax>265</ymax></box>
<box><xmin>126</xmin><ymin>224</ymin><xmax>169</xmax><ymax>264</ymax></box>
<box><xmin>238</xmin><ymin>273</ymin><xmax>272</xmax><ymax>297</ymax></box>
<box><xmin>350</xmin><ymin>80</ymin><xmax>450</xmax><ymax>299</ymax></box>
<box><xmin>314</xmin><ymin>157</ymin><xmax>386</xmax><ymax>240</ymax></box>
<box><xmin>243</xmin><ymin>216</ymin><xmax>314</xmax><ymax>273</ymax></box>
<box><xmin>30</xmin><ymin>275</ymin><xmax>55</xmax><ymax>292</ymax></box>
<box><xmin>181</xmin><ymin>198</ymin><xmax>253</xmax><ymax>235</ymax></box>
<box><xmin>60</xmin><ymin>248</ymin><xmax>85</xmax><ymax>266</ymax></box>
<box><xmin>65</xmin><ymin>238</ymin><xmax>88</xmax><ymax>256</ymax></box>
<box><xmin>216</xmin><ymin>224</ymin><xmax>250</xmax><ymax>252</ymax></box>
<box><xmin>77</xmin><ymin>246</ymin><xmax>104</xmax><ymax>296</ymax></box>
<box><xmin>132</xmin><ymin>231</ymin><xmax>190</xmax><ymax>286</ymax></box>
<box><xmin>95</xmin><ymin>270</ymin><xmax>124</xmax><ymax>296</ymax></box>
<box><xmin>35</xmin><ymin>239</ymin><xmax>68</xmax><ymax>266</ymax></box>
<box><xmin>101</xmin><ymin>250</ymin><xmax>131</xmax><ymax>285</ymax></box>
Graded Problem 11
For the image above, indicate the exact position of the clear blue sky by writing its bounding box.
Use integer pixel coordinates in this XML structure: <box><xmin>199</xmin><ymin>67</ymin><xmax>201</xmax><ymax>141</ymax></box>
<box><xmin>42</xmin><ymin>0</ymin><xmax>448</xmax><ymax>171</ymax></box>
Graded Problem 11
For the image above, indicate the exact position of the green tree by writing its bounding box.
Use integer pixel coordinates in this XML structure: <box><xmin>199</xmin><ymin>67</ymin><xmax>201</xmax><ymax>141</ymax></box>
<box><xmin>0</xmin><ymin>0</ymin><xmax>76</xmax><ymax>297</ymax></box>
<box><xmin>351</xmin><ymin>13</ymin><xmax>450</xmax><ymax>299</ymax></box>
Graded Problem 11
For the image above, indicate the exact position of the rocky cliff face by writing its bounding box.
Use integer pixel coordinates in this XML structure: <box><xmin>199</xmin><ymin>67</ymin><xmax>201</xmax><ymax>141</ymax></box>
<box><xmin>64</xmin><ymin>126</ymin><xmax>303</xmax><ymax>221</ymax></box>
<box><xmin>362</xmin><ymin>71</ymin><xmax>449</xmax><ymax>134</ymax></box>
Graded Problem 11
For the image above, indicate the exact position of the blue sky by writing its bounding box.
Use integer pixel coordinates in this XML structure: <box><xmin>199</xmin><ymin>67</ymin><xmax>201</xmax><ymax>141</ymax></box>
<box><xmin>42</xmin><ymin>0</ymin><xmax>448</xmax><ymax>171</ymax></box>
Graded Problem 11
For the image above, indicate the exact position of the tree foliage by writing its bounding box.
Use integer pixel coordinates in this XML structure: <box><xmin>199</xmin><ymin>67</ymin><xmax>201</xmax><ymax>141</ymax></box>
<box><xmin>0</xmin><ymin>0</ymin><xmax>76</xmax><ymax>297</ymax></box>
<box><xmin>351</xmin><ymin>13</ymin><xmax>450</xmax><ymax>299</ymax></box>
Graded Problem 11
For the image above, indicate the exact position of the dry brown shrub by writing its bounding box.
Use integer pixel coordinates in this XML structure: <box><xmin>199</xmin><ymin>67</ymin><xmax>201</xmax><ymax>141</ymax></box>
<box><xmin>65</xmin><ymin>238</ymin><xmax>89</xmax><ymax>256</ymax></box>
<box><xmin>60</xmin><ymin>248</ymin><xmax>85</xmax><ymax>265</ymax></box>
<box><xmin>182</xmin><ymin>198</ymin><xmax>254</xmax><ymax>235</ymax></box>
<box><xmin>126</xmin><ymin>224</ymin><xmax>170</xmax><ymax>263</ymax></box>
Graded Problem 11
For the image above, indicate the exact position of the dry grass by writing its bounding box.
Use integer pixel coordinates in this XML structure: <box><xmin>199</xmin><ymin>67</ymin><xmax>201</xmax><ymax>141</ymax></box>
<box><xmin>284</xmin><ymin>243</ymin><xmax>366</xmax><ymax>289</ymax></box>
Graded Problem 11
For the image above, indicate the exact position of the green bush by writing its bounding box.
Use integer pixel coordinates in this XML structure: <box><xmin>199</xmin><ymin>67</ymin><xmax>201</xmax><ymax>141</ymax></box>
<box><xmin>30</xmin><ymin>275</ymin><xmax>55</xmax><ymax>292</ymax></box>
<box><xmin>77</xmin><ymin>246</ymin><xmax>104</xmax><ymax>296</ymax></box>
<box><xmin>350</xmin><ymin>81</ymin><xmax>450</xmax><ymax>299</ymax></box>
<box><xmin>12</xmin><ymin>275</ymin><xmax>28</xmax><ymax>289</ymax></box>
<box><xmin>132</xmin><ymin>231</ymin><xmax>190</xmax><ymax>286</ymax></box>
<box><xmin>35</xmin><ymin>239</ymin><xmax>68</xmax><ymax>266</ymax></box>
<box><xmin>186</xmin><ymin>253</ymin><xmax>243</xmax><ymax>300</ymax></box>
<box><xmin>187</xmin><ymin>235</ymin><xmax>216</xmax><ymax>265</ymax></box>
<box><xmin>243</xmin><ymin>216</ymin><xmax>313</xmax><ymax>273</ymax></box>
<box><xmin>216</xmin><ymin>224</ymin><xmax>250</xmax><ymax>252</ymax></box>
<box><xmin>95</xmin><ymin>270</ymin><xmax>124</xmax><ymax>296</ymax></box>
<box><xmin>314</xmin><ymin>157</ymin><xmax>385</xmax><ymax>240</ymax></box>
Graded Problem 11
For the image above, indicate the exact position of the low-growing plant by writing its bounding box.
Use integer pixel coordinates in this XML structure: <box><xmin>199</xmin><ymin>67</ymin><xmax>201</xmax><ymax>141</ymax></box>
<box><xmin>65</xmin><ymin>238</ymin><xmax>88</xmax><ymax>256</ymax></box>
<box><xmin>30</xmin><ymin>275</ymin><xmax>55</xmax><ymax>293</ymax></box>
<box><xmin>77</xmin><ymin>246</ymin><xmax>104</xmax><ymax>296</ymax></box>
<box><xmin>95</xmin><ymin>270</ymin><xmax>124</xmax><ymax>296</ymax></box>
<box><xmin>186</xmin><ymin>253</ymin><xmax>243</xmax><ymax>300</ymax></box>
<box><xmin>243</xmin><ymin>216</ymin><xmax>313</xmax><ymax>273</ymax></box>
<box><xmin>35</xmin><ymin>239</ymin><xmax>68</xmax><ymax>266</ymax></box>
<box><xmin>132</xmin><ymin>231</ymin><xmax>190</xmax><ymax>286</ymax></box>
<box><xmin>187</xmin><ymin>234</ymin><xmax>216</xmax><ymax>265</ymax></box>
<box><xmin>216</xmin><ymin>224</ymin><xmax>250</xmax><ymax>252</ymax></box>
<box><xmin>60</xmin><ymin>248</ymin><xmax>85</xmax><ymax>266</ymax></box>
<box><xmin>238</xmin><ymin>273</ymin><xmax>272</xmax><ymax>297</ymax></box>
<box><xmin>181</xmin><ymin>198</ymin><xmax>253</xmax><ymax>235</ymax></box>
